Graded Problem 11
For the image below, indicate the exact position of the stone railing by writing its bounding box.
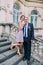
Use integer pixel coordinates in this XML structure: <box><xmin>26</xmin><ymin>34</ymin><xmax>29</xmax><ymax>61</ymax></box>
<box><xmin>9</xmin><ymin>25</ymin><xmax>43</xmax><ymax>64</ymax></box>
<box><xmin>31</xmin><ymin>37</ymin><xmax>43</xmax><ymax>55</ymax></box>
<box><xmin>31</xmin><ymin>38</ymin><xmax>43</xmax><ymax>64</ymax></box>
<box><xmin>34</xmin><ymin>28</ymin><xmax>43</xmax><ymax>38</ymax></box>
<box><xmin>9</xmin><ymin>25</ymin><xmax>43</xmax><ymax>55</ymax></box>
<box><xmin>0</xmin><ymin>23</ymin><xmax>13</xmax><ymax>37</ymax></box>
<box><xmin>9</xmin><ymin>24</ymin><xmax>18</xmax><ymax>43</ymax></box>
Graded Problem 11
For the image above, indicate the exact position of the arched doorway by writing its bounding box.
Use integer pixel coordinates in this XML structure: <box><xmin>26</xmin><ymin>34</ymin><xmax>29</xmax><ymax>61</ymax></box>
<box><xmin>30</xmin><ymin>10</ymin><xmax>38</xmax><ymax>28</ymax></box>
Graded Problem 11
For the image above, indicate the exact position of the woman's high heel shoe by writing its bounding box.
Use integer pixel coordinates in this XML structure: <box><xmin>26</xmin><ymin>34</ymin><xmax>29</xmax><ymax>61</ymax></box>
<box><xmin>17</xmin><ymin>52</ymin><xmax>22</xmax><ymax>56</ymax></box>
<box><xmin>10</xmin><ymin>44</ymin><xmax>13</xmax><ymax>50</ymax></box>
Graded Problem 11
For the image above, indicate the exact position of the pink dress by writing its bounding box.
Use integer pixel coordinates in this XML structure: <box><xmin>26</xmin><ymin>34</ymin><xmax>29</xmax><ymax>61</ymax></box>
<box><xmin>16</xmin><ymin>21</ymin><xmax>24</xmax><ymax>43</ymax></box>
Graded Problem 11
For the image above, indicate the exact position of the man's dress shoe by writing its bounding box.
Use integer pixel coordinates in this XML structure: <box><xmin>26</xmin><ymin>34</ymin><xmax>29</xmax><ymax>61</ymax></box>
<box><xmin>27</xmin><ymin>60</ymin><xmax>30</xmax><ymax>65</ymax></box>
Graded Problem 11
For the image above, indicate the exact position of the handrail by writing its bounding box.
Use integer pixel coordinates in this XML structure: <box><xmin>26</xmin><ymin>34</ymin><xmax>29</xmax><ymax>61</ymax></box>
<box><xmin>11</xmin><ymin>23</ymin><xmax>18</xmax><ymax>30</ymax></box>
<box><xmin>9</xmin><ymin>24</ymin><xmax>18</xmax><ymax>43</ymax></box>
<box><xmin>9</xmin><ymin>24</ymin><xmax>43</xmax><ymax>44</ymax></box>
<box><xmin>34</xmin><ymin>37</ymin><xmax>43</xmax><ymax>43</ymax></box>
<box><xmin>9</xmin><ymin>24</ymin><xmax>43</xmax><ymax>64</ymax></box>
<box><xmin>31</xmin><ymin>37</ymin><xmax>43</xmax><ymax>64</ymax></box>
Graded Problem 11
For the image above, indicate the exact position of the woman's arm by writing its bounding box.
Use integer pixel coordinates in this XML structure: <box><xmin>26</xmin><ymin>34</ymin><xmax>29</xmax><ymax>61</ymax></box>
<box><xmin>18</xmin><ymin>22</ymin><xmax>24</xmax><ymax>29</ymax></box>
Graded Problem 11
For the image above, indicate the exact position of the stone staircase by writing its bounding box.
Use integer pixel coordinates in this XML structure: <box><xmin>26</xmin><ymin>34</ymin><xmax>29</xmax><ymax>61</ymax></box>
<box><xmin>0</xmin><ymin>37</ymin><xmax>42</xmax><ymax>65</ymax></box>
<box><xmin>0</xmin><ymin>37</ymin><xmax>23</xmax><ymax>65</ymax></box>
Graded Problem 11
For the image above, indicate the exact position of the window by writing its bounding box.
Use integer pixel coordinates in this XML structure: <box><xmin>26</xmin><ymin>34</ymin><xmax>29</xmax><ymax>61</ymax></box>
<box><xmin>13</xmin><ymin>3</ymin><xmax>20</xmax><ymax>24</ymax></box>
<box><xmin>30</xmin><ymin>10</ymin><xmax>38</xmax><ymax>28</ymax></box>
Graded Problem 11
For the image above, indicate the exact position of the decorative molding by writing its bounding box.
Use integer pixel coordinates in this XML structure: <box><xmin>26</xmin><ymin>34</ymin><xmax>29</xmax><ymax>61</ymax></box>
<box><xmin>2</xmin><ymin>7</ymin><xmax>7</xmax><ymax>12</ymax></box>
<box><xmin>34</xmin><ymin>28</ymin><xmax>43</xmax><ymax>30</ymax></box>
<box><xmin>34</xmin><ymin>7</ymin><xmax>37</xmax><ymax>10</ymax></box>
<box><xmin>9</xmin><ymin>11</ymin><xmax>13</xmax><ymax>15</ymax></box>
<box><xmin>19</xmin><ymin>0</ymin><xmax>43</xmax><ymax>9</ymax></box>
<box><xmin>29</xmin><ymin>14</ymin><xmax>31</xmax><ymax>16</ymax></box>
<box><xmin>41</xmin><ymin>19</ymin><xmax>43</xmax><ymax>21</ymax></box>
<box><xmin>25</xmin><ymin>0</ymin><xmax>43</xmax><ymax>4</ymax></box>
<box><xmin>0</xmin><ymin>7</ymin><xmax>1</xmax><ymax>10</ymax></box>
<box><xmin>7</xmin><ymin>4</ymin><xmax>10</xmax><ymax>8</ymax></box>
<box><xmin>14</xmin><ymin>1</ymin><xmax>20</xmax><ymax>10</ymax></box>
<box><xmin>0</xmin><ymin>6</ymin><xmax>7</xmax><ymax>12</ymax></box>
<box><xmin>38</xmin><ymin>15</ymin><xmax>41</xmax><ymax>17</ymax></box>
<box><xmin>20</xmin><ymin>12</ymin><xmax>22</xmax><ymax>14</ymax></box>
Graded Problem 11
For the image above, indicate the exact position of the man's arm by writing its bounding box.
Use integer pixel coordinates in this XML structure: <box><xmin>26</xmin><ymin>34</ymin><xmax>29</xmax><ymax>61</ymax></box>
<box><xmin>31</xmin><ymin>23</ymin><xmax>34</xmax><ymax>40</ymax></box>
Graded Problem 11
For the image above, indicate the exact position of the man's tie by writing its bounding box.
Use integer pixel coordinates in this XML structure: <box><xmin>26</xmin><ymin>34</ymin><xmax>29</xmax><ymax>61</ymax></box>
<box><xmin>24</xmin><ymin>23</ymin><xmax>28</xmax><ymax>37</ymax></box>
<box><xmin>24</xmin><ymin>25</ymin><xmax>26</xmax><ymax>37</ymax></box>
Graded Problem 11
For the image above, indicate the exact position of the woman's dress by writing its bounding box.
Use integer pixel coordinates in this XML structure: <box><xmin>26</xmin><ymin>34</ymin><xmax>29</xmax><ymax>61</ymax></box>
<box><xmin>16</xmin><ymin>21</ymin><xmax>24</xmax><ymax>43</ymax></box>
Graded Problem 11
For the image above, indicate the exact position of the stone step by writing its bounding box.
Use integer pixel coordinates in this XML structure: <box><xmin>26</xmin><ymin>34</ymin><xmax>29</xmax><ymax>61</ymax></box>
<box><xmin>0</xmin><ymin>64</ymin><xmax>2</xmax><ymax>65</ymax></box>
<box><xmin>0</xmin><ymin>41</ymin><xmax>11</xmax><ymax>47</ymax></box>
<box><xmin>0</xmin><ymin>37</ymin><xmax>42</xmax><ymax>65</ymax></box>
<box><xmin>0</xmin><ymin>45</ymin><xmax>10</xmax><ymax>53</ymax></box>
<box><xmin>17</xmin><ymin>57</ymin><xmax>34</xmax><ymax>65</ymax></box>
<box><xmin>18</xmin><ymin>59</ymin><xmax>42</xmax><ymax>65</ymax></box>
<box><xmin>31</xmin><ymin>54</ymin><xmax>43</xmax><ymax>64</ymax></box>
<box><xmin>31</xmin><ymin>60</ymin><xmax>42</xmax><ymax>65</ymax></box>
<box><xmin>17</xmin><ymin>60</ymin><xmax>27</xmax><ymax>65</ymax></box>
<box><xmin>1</xmin><ymin>55</ymin><xmax>23</xmax><ymax>65</ymax></box>
<box><xmin>0</xmin><ymin>48</ymin><xmax>17</xmax><ymax>63</ymax></box>
<box><xmin>0</xmin><ymin>37</ymin><xmax>7</xmax><ymax>42</ymax></box>
<box><xmin>0</xmin><ymin>54</ymin><xmax>6</xmax><ymax>63</ymax></box>
<box><xmin>17</xmin><ymin>58</ymin><xmax>42</xmax><ymax>65</ymax></box>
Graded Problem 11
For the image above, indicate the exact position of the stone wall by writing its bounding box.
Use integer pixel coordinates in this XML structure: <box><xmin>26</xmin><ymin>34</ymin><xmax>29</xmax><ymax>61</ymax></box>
<box><xmin>0</xmin><ymin>0</ymin><xmax>43</xmax><ymax>37</ymax></box>
<box><xmin>0</xmin><ymin>0</ymin><xmax>17</xmax><ymax>36</ymax></box>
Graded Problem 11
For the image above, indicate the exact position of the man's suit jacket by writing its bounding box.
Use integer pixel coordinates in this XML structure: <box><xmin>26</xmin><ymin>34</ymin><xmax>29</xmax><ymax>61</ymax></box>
<box><xmin>23</xmin><ymin>23</ymin><xmax>34</xmax><ymax>41</ymax></box>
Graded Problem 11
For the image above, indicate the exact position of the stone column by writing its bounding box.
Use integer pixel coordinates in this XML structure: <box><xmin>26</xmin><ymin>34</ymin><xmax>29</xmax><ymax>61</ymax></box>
<box><xmin>0</xmin><ymin>0</ymin><xmax>6</xmax><ymax>36</ymax></box>
<box><xmin>0</xmin><ymin>0</ymin><xmax>7</xmax><ymax>23</ymax></box>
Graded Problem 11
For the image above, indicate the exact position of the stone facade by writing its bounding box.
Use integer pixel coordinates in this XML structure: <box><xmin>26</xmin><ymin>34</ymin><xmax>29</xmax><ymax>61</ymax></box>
<box><xmin>0</xmin><ymin>0</ymin><xmax>17</xmax><ymax>36</ymax></box>
<box><xmin>0</xmin><ymin>0</ymin><xmax>43</xmax><ymax>37</ymax></box>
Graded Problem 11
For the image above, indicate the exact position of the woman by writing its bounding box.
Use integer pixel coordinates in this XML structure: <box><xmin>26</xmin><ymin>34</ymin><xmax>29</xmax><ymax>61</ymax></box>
<box><xmin>10</xmin><ymin>15</ymin><xmax>25</xmax><ymax>56</ymax></box>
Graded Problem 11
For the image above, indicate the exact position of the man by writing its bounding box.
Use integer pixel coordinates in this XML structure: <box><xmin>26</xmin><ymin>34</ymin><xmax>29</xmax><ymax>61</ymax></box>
<box><xmin>23</xmin><ymin>17</ymin><xmax>35</xmax><ymax>65</ymax></box>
